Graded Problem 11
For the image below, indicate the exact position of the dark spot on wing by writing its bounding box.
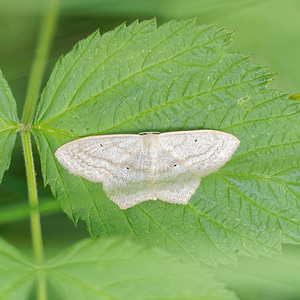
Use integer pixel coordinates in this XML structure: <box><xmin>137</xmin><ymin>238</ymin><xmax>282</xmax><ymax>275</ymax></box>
<box><xmin>174</xmin><ymin>164</ymin><xmax>177</xmax><ymax>167</ymax></box>
<box><xmin>126</xmin><ymin>167</ymin><xmax>130</xmax><ymax>170</ymax></box>
<box><xmin>195</xmin><ymin>139</ymin><xmax>197</xmax><ymax>142</ymax></box>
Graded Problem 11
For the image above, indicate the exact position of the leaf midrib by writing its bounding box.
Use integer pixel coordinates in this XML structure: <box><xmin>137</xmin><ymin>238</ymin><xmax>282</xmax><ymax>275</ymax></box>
<box><xmin>37</xmin><ymin>73</ymin><xmax>266</xmax><ymax>136</ymax></box>
<box><xmin>35</xmin><ymin>30</ymin><xmax>232</xmax><ymax>127</ymax></box>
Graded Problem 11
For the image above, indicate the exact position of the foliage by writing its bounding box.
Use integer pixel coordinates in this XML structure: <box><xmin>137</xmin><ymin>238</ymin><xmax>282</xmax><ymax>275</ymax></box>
<box><xmin>1</xmin><ymin>15</ymin><xmax>300</xmax><ymax>300</ymax></box>
<box><xmin>0</xmin><ymin>70</ymin><xmax>18</xmax><ymax>183</ymax></box>
<box><xmin>33</xmin><ymin>19</ymin><xmax>300</xmax><ymax>264</ymax></box>
<box><xmin>0</xmin><ymin>237</ymin><xmax>237</xmax><ymax>300</ymax></box>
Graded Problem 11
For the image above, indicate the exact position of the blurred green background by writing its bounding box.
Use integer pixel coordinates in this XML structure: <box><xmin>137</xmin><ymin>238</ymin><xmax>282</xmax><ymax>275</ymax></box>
<box><xmin>0</xmin><ymin>0</ymin><xmax>299</xmax><ymax>299</ymax></box>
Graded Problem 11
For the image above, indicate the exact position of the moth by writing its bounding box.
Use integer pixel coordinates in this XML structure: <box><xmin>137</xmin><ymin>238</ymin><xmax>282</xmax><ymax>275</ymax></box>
<box><xmin>55</xmin><ymin>130</ymin><xmax>240</xmax><ymax>209</ymax></box>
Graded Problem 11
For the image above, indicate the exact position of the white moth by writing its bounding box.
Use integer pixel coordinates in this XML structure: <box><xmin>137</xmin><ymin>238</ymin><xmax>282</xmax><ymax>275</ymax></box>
<box><xmin>55</xmin><ymin>130</ymin><xmax>240</xmax><ymax>209</ymax></box>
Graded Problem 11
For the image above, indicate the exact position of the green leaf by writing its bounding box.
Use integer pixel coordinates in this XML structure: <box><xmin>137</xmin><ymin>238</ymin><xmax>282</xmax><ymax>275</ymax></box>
<box><xmin>32</xmin><ymin>19</ymin><xmax>300</xmax><ymax>263</ymax></box>
<box><xmin>47</xmin><ymin>238</ymin><xmax>237</xmax><ymax>300</ymax></box>
<box><xmin>0</xmin><ymin>237</ymin><xmax>237</xmax><ymax>300</ymax></box>
<box><xmin>0</xmin><ymin>238</ymin><xmax>35</xmax><ymax>300</ymax></box>
<box><xmin>0</xmin><ymin>198</ymin><xmax>60</xmax><ymax>225</ymax></box>
<box><xmin>0</xmin><ymin>70</ymin><xmax>19</xmax><ymax>183</ymax></box>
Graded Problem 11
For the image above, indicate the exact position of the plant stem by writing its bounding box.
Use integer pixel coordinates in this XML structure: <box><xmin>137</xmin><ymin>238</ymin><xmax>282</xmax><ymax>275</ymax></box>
<box><xmin>21</xmin><ymin>0</ymin><xmax>59</xmax><ymax>124</ymax></box>
<box><xmin>21</xmin><ymin>130</ymin><xmax>47</xmax><ymax>300</ymax></box>
<box><xmin>20</xmin><ymin>1</ymin><xmax>59</xmax><ymax>299</ymax></box>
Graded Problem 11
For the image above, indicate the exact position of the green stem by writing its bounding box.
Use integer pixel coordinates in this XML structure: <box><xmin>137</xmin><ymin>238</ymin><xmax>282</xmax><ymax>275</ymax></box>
<box><xmin>20</xmin><ymin>1</ymin><xmax>59</xmax><ymax>299</ymax></box>
<box><xmin>21</xmin><ymin>130</ymin><xmax>47</xmax><ymax>300</ymax></box>
<box><xmin>21</xmin><ymin>0</ymin><xmax>59</xmax><ymax>124</ymax></box>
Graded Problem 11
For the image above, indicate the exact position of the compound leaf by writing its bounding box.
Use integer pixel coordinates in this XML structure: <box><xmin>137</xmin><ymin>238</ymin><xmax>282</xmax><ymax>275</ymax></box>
<box><xmin>0</xmin><ymin>237</ymin><xmax>237</xmax><ymax>300</ymax></box>
<box><xmin>47</xmin><ymin>238</ymin><xmax>237</xmax><ymax>300</ymax></box>
<box><xmin>0</xmin><ymin>238</ymin><xmax>35</xmax><ymax>300</ymax></box>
